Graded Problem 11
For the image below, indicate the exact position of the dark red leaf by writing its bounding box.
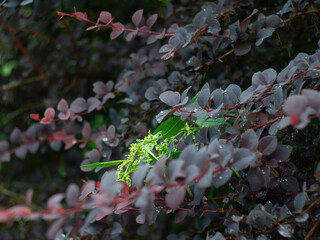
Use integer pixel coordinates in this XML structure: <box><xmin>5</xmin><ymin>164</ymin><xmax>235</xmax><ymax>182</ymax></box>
<box><xmin>30</xmin><ymin>113</ymin><xmax>40</xmax><ymax>121</ymax></box>
<box><xmin>40</xmin><ymin>107</ymin><xmax>55</xmax><ymax>124</ymax></box>
<box><xmin>290</xmin><ymin>114</ymin><xmax>300</xmax><ymax>125</ymax></box>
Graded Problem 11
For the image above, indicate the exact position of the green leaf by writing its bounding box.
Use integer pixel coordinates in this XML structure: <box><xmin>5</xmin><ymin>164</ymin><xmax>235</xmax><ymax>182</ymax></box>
<box><xmin>188</xmin><ymin>92</ymin><xmax>200</xmax><ymax>103</ymax></box>
<box><xmin>195</xmin><ymin>117</ymin><xmax>224</xmax><ymax>128</ymax></box>
<box><xmin>146</xmin><ymin>149</ymin><xmax>158</xmax><ymax>161</ymax></box>
<box><xmin>231</xmin><ymin>167</ymin><xmax>242</xmax><ymax>180</ymax></box>
<box><xmin>154</xmin><ymin>116</ymin><xmax>186</xmax><ymax>138</ymax></box>
<box><xmin>81</xmin><ymin>160</ymin><xmax>128</xmax><ymax>168</ymax></box>
<box><xmin>170</xmin><ymin>151</ymin><xmax>181</xmax><ymax>159</ymax></box>
<box><xmin>162</xmin><ymin>117</ymin><xmax>186</xmax><ymax>138</ymax></box>
<box><xmin>153</xmin><ymin>116</ymin><xmax>175</xmax><ymax>134</ymax></box>
<box><xmin>1</xmin><ymin>60</ymin><xmax>18</xmax><ymax>77</ymax></box>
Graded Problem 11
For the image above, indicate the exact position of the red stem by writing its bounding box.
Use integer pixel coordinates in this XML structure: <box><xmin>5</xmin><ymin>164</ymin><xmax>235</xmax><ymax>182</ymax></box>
<box><xmin>3</xmin><ymin>23</ymin><xmax>43</xmax><ymax>76</ymax></box>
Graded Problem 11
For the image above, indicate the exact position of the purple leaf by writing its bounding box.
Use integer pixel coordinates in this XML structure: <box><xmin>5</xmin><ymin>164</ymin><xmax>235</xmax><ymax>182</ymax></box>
<box><xmin>126</xmin><ymin>30</ymin><xmax>138</xmax><ymax>41</ymax></box>
<box><xmin>240</xmin><ymin>9</ymin><xmax>258</xmax><ymax>32</ymax></box>
<box><xmin>278</xmin><ymin>224</ymin><xmax>293</xmax><ymax>238</ymax></box>
<box><xmin>155</xmin><ymin>155</ymin><xmax>168</xmax><ymax>182</ymax></box>
<box><xmin>241</xmin><ymin>129</ymin><xmax>258</xmax><ymax>151</ymax></box>
<box><xmin>265</xmin><ymin>14</ymin><xmax>280</xmax><ymax>28</ymax></box>
<box><xmin>66</xmin><ymin>184</ymin><xmax>80</xmax><ymax>207</ymax></box>
<box><xmin>79</xmin><ymin>180</ymin><xmax>96</xmax><ymax>200</ymax></box>
<box><xmin>168</xmin><ymin>159</ymin><xmax>184</xmax><ymax>183</ymax></box>
<box><xmin>280</xmin><ymin>176</ymin><xmax>299</xmax><ymax>192</ymax></box>
<box><xmin>252</xmin><ymin>68</ymin><xmax>277</xmax><ymax>87</ymax></box>
<box><xmin>212</xmin><ymin>167</ymin><xmax>232</xmax><ymax>188</ymax></box>
<box><xmin>165</xmin><ymin>186</ymin><xmax>186</xmax><ymax>210</ymax></box>
<box><xmin>47</xmin><ymin>193</ymin><xmax>64</xmax><ymax>207</ymax></box>
<box><xmin>256</xmin><ymin>28</ymin><xmax>275</xmax><ymax>46</ymax></box>
<box><xmin>186</xmin><ymin>165</ymin><xmax>200</xmax><ymax>183</ymax></box>
<box><xmin>15</xmin><ymin>145</ymin><xmax>27</xmax><ymax>159</ymax></box>
<box><xmin>282</xmin><ymin>95</ymin><xmax>307</xmax><ymax>116</ymax></box>
<box><xmin>132</xmin><ymin>165</ymin><xmax>149</xmax><ymax>188</ymax></box>
<box><xmin>0</xmin><ymin>140</ymin><xmax>9</xmax><ymax>153</ymax></box>
<box><xmin>10</xmin><ymin>128</ymin><xmax>22</xmax><ymax>144</ymax></box>
<box><xmin>246</xmin><ymin>209</ymin><xmax>266</xmax><ymax>230</ymax></box>
<box><xmin>271</xmin><ymin>145</ymin><xmax>292</xmax><ymax>163</ymax></box>
<box><xmin>226</xmin><ymin>84</ymin><xmax>241</xmax><ymax>106</ymax></box>
<box><xmin>100</xmin><ymin>170</ymin><xmax>121</xmax><ymax>201</ymax></box>
<box><xmin>96</xmin><ymin>207</ymin><xmax>113</xmax><ymax>221</ymax></box>
<box><xmin>82</xmin><ymin>122</ymin><xmax>92</xmax><ymax>139</ymax></box>
<box><xmin>93</xmin><ymin>81</ymin><xmax>114</xmax><ymax>98</ymax></box>
<box><xmin>74</xmin><ymin>11</ymin><xmax>88</xmax><ymax>21</ymax></box>
<box><xmin>147</xmin><ymin>34</ymin><xmax>158</xmax><ymax>45</ymax></box>
<box><xmin>70</xmin><ymin>97</ymin><xmax>87</xmax><ymax>113</ymax></box>
<box><xmin>81</xmin><ymin>149</ymin><xmax>101</xmax><ymax>172</ymax></box>
<box><xmin>46</xmin><ymin>217</ymin><xmax>65</xmax><ymax>240</ymax></box>
<box><xmin>156</xmin><ymin>109</ymin><xmax>171</xmax><ymax>123</ymax></box>
<box><xmin>302</xmin><ymin>89</ymin><xmax>320</xmax><ymax>111</ymax></box>
<box><xmin>57</xmin><ymin>99</ymin><xmax>70</xmax><ymax>120</ymax></box>
<box><xmin>198</xmin><ymin>169</ymin><xmax>213</xmax><ymax>189</ymax></box>
<box><xmin>27</xmin><ymin>142</ymin><xmax>39</xmax><ymax>154</ymax></box>
<box><xmin>110</xmin><ymin>23</ymin><xmax>124</xmax><ymax>40</ymax></box>
<box><xmin>247</xmin><ymin>166</ymin><xmax>270</xmax><ymax>191</ymax></box>
<box><xmin>197</xmin><ymin>88</ymin><xmax>210</xmax><ymax>109</ymax></box>
<box><xmin>211</xmin><ymin>232</ymin><xmax>225</xmax><ymax>240</ymax></box>
<box><xmin>295</xmin><ymin>212</ymin><xmax>309</xmax><ymax>222</ymax></box>
<box><xmin>258</xmin><ymin>136</ymin><xmax>277</xmax><ymax>155</ymax></box>
<box><xmin>234</xmin><ymin>42</ymin><xmax>251</xmax><ymax>56</ymax></box>
<box><xmin>293</xmin><ymin>192</ymin><xmax>307</xmax><ymax>213</ymax></box>
<box><xmin>159</xmin><ymin>91</ymin><xmax>180</xmax><ymax>107</ymax></box>
<box><xmin>87</xmin><ymin>97</ymin><xmax>101</xmax><ymax>113</ymax></box>
<box><xmin>167</xmin><ymin>24</ymin><xmax>178</xmax><ymax>33</ymax></box>
<box><xmin>211</xmin><ymin>88</ymin><xmax>223</xmax><ymax>107</ymax></box>
<box><xmin>232</xmin><ymin>148</ymin><xmax>257</xmax><ymax>171</ymax></box>
<box><xmin>132</xmin><ymin>9</ymin><xmax>143</xmax><ymax>27</ymax></box>
<box><xmin>159</xmin><ymin>44</ymin><xmax>173</xmax><ymax>53</ymax></box>
<box><xmin>147</xmin><ymin>14</ymin><xmax>158</xmax><ymax>28</ymax></box>
<box><xmin>99</xmin><ymin>11</ymin><xmax>112</xmax><ymax>24</ymax></box>
<box><xmin>240</xmin><ymin>87</ymin><xmax>254</xmax><ymax>103</ymax></box>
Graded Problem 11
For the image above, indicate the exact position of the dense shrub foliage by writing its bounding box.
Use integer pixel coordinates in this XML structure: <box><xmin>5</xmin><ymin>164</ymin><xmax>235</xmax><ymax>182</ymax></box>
<box><xmin>1</xmin><ymin>0</ymin><xmax>320</xmax><ymax>239</ymax></box>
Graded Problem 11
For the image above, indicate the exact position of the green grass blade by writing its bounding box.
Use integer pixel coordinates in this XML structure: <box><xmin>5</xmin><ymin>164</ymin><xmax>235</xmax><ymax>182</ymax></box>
<box><xmin>81</xmin><ymin>160</ymin><xmax>128</xmax><ymax>168</ymax></box>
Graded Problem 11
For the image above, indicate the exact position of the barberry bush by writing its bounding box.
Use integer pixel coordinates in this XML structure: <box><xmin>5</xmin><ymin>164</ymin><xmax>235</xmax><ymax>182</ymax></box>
<box><xmin>1</xmin><ymin>0</ymin><xmax>320</xmax><ymax>239</ymax></box>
